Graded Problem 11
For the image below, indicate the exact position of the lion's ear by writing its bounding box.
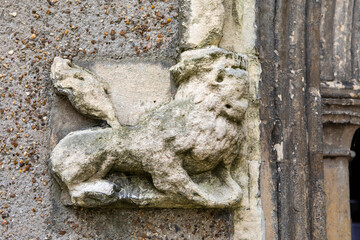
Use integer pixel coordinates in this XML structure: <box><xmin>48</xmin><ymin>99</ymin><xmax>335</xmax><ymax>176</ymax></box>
<box><xmin>171</xmin><ymin>54</ymin><xmax>211</xmax><ymax>86</ymax></box>
<box><xmin>170</xmin><ymin>62</ymin><xmax>194</xmax><ymax>86</ymax></box>
<box><xmin>169</xmin><ymin>63</ymin><xmax>183</xmax><ymax>85</ymax></box>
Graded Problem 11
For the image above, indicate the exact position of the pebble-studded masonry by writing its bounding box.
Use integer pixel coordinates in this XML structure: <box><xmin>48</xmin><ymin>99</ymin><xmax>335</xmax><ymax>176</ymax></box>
<box><xmin>0</xmin><ymin>0</ymin><xmax>233</xmax><ymax>239</ymax></box>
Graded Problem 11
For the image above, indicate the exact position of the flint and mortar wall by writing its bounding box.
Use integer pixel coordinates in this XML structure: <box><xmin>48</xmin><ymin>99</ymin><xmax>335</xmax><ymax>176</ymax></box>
<box><xmin>0</xmin><ymin>1</ymin><xmax>234</xmax><ymax>239</ymax></box>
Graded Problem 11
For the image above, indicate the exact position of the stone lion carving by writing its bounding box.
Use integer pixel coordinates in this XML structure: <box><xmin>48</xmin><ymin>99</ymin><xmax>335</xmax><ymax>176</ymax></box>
<box><xmin>50</xmin><ymin>47</ymin><xmax>249</xmax><ymax>208</ymax></box>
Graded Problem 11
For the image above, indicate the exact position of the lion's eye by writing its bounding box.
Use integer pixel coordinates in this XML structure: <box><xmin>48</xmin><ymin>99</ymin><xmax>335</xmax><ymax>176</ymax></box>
<box><xmin>74</xmin><ymin>73</ymin><xmax>84</xmax><ymax>81</ymax></box>
<box><xmin>216</xmin><ymin>75</ymin><xmax>224</xmax><ymax>83</ymax></box>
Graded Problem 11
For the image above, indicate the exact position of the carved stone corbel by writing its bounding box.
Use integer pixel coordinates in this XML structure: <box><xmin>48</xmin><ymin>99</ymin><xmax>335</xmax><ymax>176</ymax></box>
<box><xmin>50</xmin><ymin>47</ymin><xmax>250</xmax><ymax>208</ymax></box>
<box><xmin>49</xmin><ymin>0</ymin><xmax>260</xmax><ymax>218</ymax></box>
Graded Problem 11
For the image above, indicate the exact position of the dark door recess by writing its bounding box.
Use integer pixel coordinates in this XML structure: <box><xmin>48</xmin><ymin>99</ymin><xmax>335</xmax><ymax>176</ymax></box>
<box><xmin>350</xmin><ymin>128</ymin><xmax>360</xmax><ymax>239</ymax></box>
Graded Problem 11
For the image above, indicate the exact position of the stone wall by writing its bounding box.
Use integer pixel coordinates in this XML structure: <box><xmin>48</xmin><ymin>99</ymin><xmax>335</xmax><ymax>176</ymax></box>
<box><xmin>0</xmin><ymin>0</ymin><xmax>235</xmax><ymax>239</ymax></box>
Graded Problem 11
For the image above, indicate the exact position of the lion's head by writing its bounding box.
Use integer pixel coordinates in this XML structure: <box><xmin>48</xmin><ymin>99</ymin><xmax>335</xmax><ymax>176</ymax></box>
<box><xmin>171</xmin><ymin>47</ymin><xmax>249</xmax><ymax>123</ymax></box>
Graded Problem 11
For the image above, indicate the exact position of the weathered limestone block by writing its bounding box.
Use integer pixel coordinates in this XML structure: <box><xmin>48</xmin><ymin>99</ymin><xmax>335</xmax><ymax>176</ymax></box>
<box><xmin>220</xmin><ymin>0</ymin><xmax>257</xmax><ymax>53</ymax></box>
<box><xmin>89</xmin><ymin>61</ymin><xmax>173</xmax><ymax>125</ymax></box>
<box><xmin>50</xmin><ymin>47</ymin><xmax>249</xmax><ymax>208</ymax></box>
<box><xmin>179</xmin><ymin>0</ymin><xmax>225</xmax><ymax>49</ymax></box>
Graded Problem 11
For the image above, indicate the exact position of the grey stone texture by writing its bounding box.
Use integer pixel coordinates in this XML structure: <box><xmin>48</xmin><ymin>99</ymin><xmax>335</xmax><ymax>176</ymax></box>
<box><xmin>0</xmin><ymin>0</ymin><xmax>233</xmax><ymax>239</ymax></box>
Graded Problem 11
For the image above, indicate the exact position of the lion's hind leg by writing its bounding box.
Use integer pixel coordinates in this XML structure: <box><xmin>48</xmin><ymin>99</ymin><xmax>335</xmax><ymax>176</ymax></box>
<box><xmin>50</xmin><ymin>128</ymin><xmax>116</xmax><ymax>186</ymax></box>
<box><xmin>50</xmin><ymin>127</ymin><xmax>120</xmax><ymax>208</ymax></box>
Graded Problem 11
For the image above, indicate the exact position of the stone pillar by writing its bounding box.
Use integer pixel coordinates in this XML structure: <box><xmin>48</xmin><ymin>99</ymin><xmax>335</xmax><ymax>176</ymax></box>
<box><xmin>323</xmin><ymin>156</ymin><xmax>351</xmax><ymax>240</ymax></box>
<box><xmin>322</xmin><ymin>93</ymin><xmax>360</xmax><ymax>239</ymax></box>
